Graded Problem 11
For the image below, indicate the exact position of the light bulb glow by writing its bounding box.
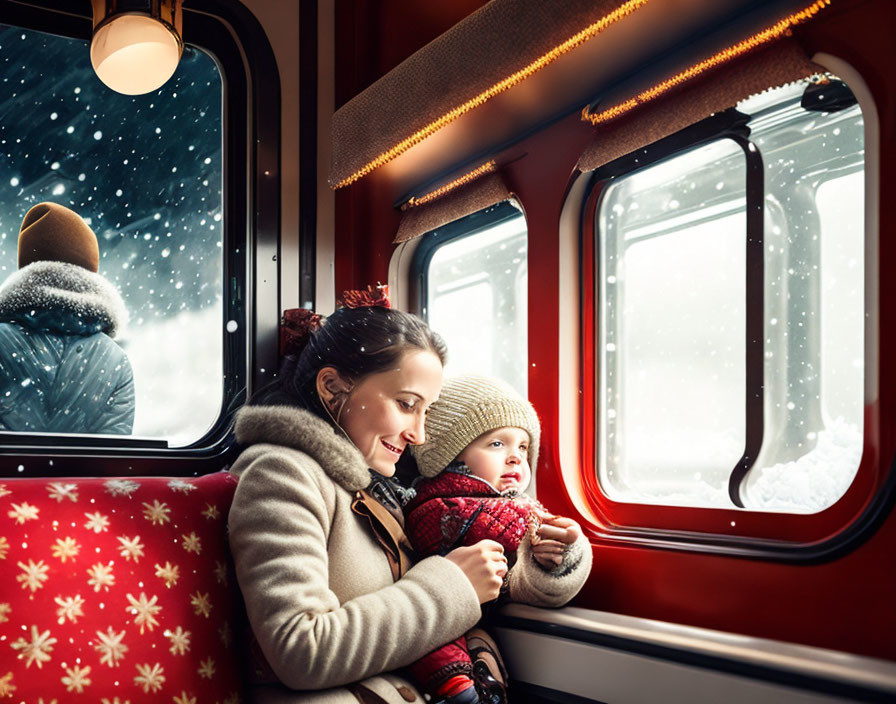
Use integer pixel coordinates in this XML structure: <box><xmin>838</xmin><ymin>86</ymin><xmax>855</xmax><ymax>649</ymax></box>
<box><xmin>90</xmin><ymin>14</ymin><xmax>181</xmax><ymax>95</ymax></box>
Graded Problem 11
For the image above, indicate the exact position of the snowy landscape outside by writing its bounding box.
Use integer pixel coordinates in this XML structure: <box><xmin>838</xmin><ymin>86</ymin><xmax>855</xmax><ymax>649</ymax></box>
<box><xmin>0</xmin><ymin>26</ymin><xmax>224</xmax><ymax>446</ymax></box>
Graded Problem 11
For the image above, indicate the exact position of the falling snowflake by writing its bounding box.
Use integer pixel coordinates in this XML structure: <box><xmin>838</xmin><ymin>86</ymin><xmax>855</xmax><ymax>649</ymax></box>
<box><xmin>61</xmin><ymin>664</ymin><xmax>92</xmax><ymax>693</ymax></box>
<box><xmin>154</xmin><ymin>561</ymin><xmax>180</xmax><ymax>588</ymax></box>
<box><xmin>46</xmin><ymin>482</ymin><xmax>78</xmax><ymax>503</ymax></box>
<box><xmin>201</xmin><ymin>503</ymin><xmax>220</xmax><ymax>520</ymax></box>
<box><xmin>117</xmin><ymin>535</ymin><xmax>145</xmax><ymax>562</ymax></box>
<box><xmin>142</xmin><ymin>500</ymin><xmax>171</xmax><ymax>525</ymax></box>
<box><xmin>0</xmin><ymin>602</ymin><xmax>10</xmax><ymax>624</ymax></box>
<box><xmin>8</xmin><ymin>502</ymin><xmax>39</xmax><ymax>524</ymax></box>
<box><xmin>11</xmin><ymin>625</ymin><xmax>57</xmax><ymax>668</ymax></box>
<box><xmin>0</xmin><ymin>535</ymin><xmax>9</xmax><ymax>560</ymax></box>
<box><xmin>16</xmin><ymin>559</ymin><xmax>49</xmax><ymax>593</ymax></box>
<box><xmin>87</xmin><ymin>562</ymin><xmax>116</xmax><ymax>592</ymax></box>
<box><xmin>190</xmin><ymin>591</ymin><xmax>212</xmax><ymax>618</ymax></box>
<box><xmin>197</xmin><ymin>657</ymin><xmax>216</xmax><ymax>680</ymax></box>
<box><xmin>164</xmin><ymin>626</ymin><xmax>191</xmax><ymax>655</ymax></box>
<box><xmin>104</xmin><ymin>479</ymin><xmax>141</xmax><ymax>497</ymax></box>
<box><xmin>126</xmin><ymin>592</ymin><xmax>162</xmax><ymax>633</ymax></box>
<box><xmin>51</xmin><ymin>536</ymin><xmax>81</xmax><ymax>563</ymax></box>
<box><xmin>84</xmin><ymin>511</ymin><xmax>111</xmax><ymax>533</ymax></box>
<box><xmin>95</xmin><ymin>627</ymin><xmax>128</xmax><ymax>667</ymax></box>
<box><xmin>214</xmin><ymin>560</ymin><xmax>228</xmax><ymax>585</ymax></box>
<box><xmin>181</xmin><ymin>531</ymin><xmax>202</xmax><ymax>555</ymax></box>
<box><xmin>54</xmin><ymin>594</ymin><xmax>86</xmax><ymax>624</ymax></box>
<box><xmin>0</xmin><ymin>483</ymin><xmax>10</xmax><ymax>498</ymax></box>
<box><xmin>0</xmin><ymin>671</ymin><xmax>15</xmax><ymax>697</ymax></box>
<box><xmin>168</xmin><ymin>479</ymin><xmax>198</xmax><ymax>494</ymax></box>
<box><xmin>133</xmin><ymin>662</ymin><xmax>165</xmax><ymax>694</ymax></box>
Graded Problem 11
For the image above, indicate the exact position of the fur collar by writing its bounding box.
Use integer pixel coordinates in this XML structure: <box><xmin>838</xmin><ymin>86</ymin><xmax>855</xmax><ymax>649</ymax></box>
<box><xmin>234</xmin><ymin>405</ymin><xmax>371</xmax><ymax>491</ymax></box>
<box><xmin>0</xmin><ymin>261</ymin><xmax>128</xmax><ymax>337</ymax></box>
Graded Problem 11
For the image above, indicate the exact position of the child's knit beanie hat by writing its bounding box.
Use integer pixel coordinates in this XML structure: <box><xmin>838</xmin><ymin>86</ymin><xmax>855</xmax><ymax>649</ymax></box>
<box><xmin>18</xmin><ymin>202</ymin><xmax>100</xmax><ymax>273</ymax></box>
<box><xmin>412</xmin><ymin>374</ymin><xmax>540</xmax><ymax>478</ymax></box>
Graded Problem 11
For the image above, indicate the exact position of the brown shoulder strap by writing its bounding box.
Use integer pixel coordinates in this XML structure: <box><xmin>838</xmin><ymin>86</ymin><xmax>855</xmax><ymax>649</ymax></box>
<box><xmin>351</xmin><ymin>490</ymin><xmax>415</xmax><ymax>581</ymax></box>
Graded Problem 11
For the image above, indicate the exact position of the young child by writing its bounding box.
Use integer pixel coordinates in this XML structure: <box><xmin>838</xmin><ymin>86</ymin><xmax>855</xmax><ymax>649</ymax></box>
<box><xmin>406</xmin><ymin>375</ymin><xmax>593</xmax><ymax>704</ymax></box>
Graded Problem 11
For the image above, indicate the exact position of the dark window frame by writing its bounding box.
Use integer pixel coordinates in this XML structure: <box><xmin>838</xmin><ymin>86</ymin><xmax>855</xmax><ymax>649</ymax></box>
<box><xmin>0</xmin><ymin>0</ymin><xmax>280</xmax><ymax>474</ymax></box>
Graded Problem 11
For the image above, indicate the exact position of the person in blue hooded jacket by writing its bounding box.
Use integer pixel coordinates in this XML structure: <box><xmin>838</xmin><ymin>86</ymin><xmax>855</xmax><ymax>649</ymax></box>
<box><xmin>0</xmin><ymin>201</ymin><xmax>134</xmax><ymax>435</ymax></box>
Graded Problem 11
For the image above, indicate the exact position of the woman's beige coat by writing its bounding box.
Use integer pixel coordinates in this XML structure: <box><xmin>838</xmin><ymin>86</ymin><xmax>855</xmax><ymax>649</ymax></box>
<box><xmin>228</xmin><ymin>405</ymin><xmax>482</xmax><ymax>704</ymax></box>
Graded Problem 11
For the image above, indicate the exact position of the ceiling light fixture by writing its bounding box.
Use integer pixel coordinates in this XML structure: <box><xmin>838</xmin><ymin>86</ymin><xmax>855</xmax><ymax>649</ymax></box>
<box><xmin>90</xmin><ymin>0</ymin><xmax>183</xmax><ymax>95</ymax></box>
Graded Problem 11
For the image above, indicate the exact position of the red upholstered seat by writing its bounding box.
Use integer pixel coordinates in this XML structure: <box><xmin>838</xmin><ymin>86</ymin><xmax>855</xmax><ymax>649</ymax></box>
<box><xmin>0</xmin><ymin>471</ymin><xmax>242</xmax><ymax>703</ymax></box>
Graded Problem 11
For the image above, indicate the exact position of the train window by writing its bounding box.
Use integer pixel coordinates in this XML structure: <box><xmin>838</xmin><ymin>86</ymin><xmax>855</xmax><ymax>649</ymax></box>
<box><xmin>594</xmin><ymin>77</ymin><xmax>864</xmax><ymax>513</ymax></box>
<box><xmin>416</xmin><ymin>201</ymin><xmax>528</xmax><ymax>395</ymax></box>
<box><xmin>0</xmin><ymin>24</ymin><xmax>224</xmax><ymax>447</ymax></box>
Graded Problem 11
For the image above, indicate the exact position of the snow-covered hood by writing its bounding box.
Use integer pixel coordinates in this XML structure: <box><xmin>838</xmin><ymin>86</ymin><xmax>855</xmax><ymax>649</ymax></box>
<box><xmin>0</xmin><ymin>260</ymin><xmax>128</xmax><ymax>337</ymax></box>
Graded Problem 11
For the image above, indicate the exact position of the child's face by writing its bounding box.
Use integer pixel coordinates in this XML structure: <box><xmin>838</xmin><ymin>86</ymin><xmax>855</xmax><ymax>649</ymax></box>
<box><xmin>457</xmin><ymin>426</ymin><xmax>531</xmax><ymax>493</ymax></box>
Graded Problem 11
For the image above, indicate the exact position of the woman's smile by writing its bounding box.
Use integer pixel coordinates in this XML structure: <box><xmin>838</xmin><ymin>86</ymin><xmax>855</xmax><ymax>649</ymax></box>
<box><xmin>381</xmin><ymin>439</ymin><xmax>404</xmax><ymax>456</ymax></box>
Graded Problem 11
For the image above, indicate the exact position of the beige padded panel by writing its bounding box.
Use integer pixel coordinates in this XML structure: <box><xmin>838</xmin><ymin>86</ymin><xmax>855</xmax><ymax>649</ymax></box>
<box><xmin>577</xmin><ymin>39</ymin><xmax>823</xmax><ymax>173</ymax></box>
<box><xmin>394</xmin><ymin>172</ymin><xmax>511</xmax><ymax>243</ymax></box>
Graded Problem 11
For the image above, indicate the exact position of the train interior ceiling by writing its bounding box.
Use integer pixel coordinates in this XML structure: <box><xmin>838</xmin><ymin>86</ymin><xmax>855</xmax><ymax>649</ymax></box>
<box><xmin>0</xmin><ymin>0</ymin><xmax>895</xmax><ymax>702</ymax></box>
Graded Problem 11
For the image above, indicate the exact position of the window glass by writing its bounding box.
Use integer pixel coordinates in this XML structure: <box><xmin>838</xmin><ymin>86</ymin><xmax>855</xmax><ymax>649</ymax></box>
<box><xmin>424</xmin><ymin>204</ymin><xmax>528</xmax><ymax>395</ymax></box>
<box><xmin>0</xmin><ymin>25</ymin><xmax>223</xmax><ymax>446</ymax></box>
<box><xmin>599</xmin><ymin>140</ymin><xmax>746</xmax><ymax>506</ymax></box>
<box><xmin>596</xmin><ymin>78</ymin><xmax>865</xmax><ymax>512</ymax></box>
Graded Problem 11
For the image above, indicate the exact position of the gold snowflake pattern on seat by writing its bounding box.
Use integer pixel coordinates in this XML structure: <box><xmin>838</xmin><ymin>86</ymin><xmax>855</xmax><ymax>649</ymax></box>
<box><xmin>46</xmin><ymin>483</ymin><xmax>78</xmax><ymax>503</ymax></box>
<box><xmin>134</xmin><ymin>662</ymin><xmax>165</xmax><ymax>693</ymax></box>
<box><xmin>8</xmin><ymin>502</ymin><xmax>39</xmax><ymax>524</ymax></box>
<box><xmin>168</xmin><ymin>479</ymin><xmax>198</xmax><ymax>494</ymax></box>
<box><xmin>117</xmin><ymin>535</ymin><xmax>145</xmax><ymax>562</ymax></box>
<box><xmin>126</xmin><ymin>592</ymin><xmax>162</xmax><ymax>633</ymax></box>
<box><xmin>84</xmin><ymin>511</ymin><xmax>111</xmax><ymax>533</ymax></box>
<box><xmin>51</xmin><ymin>536</ymin><xmax>81</xmax><ymax>563</ymax></box>
<box><xmin>0</xmin><ymin>602</ymin><xmax>10</xmax><ymax>624</ymax></box>
<box><xmin>104</xmin><ymin>479</ymin><xmax>141</xmax><ymax>497</ymax></box>
<box><xmin>0</xmin><ymin>671</ymin><xmax>15</xmax><ymax>697</ymax></box>
<box><xmin>214</xmin><ymin>560</ymin><xmax>228</xmax><ymax>585</ymax></box>
<box><xmin>190</xmin><ymin>591</ymin><xmax>212</xmax><ymax>618</ymax></box>
<box><xmin>164</xmin><ymin>626</ymin><xmax>191</xmax><ymax>655</ymax></box>
<box><xmin>201</xmin><ymin>503</ymin><xmax>220</xmax><ymax>520</ymax></box>
<box><xmin>61</xmin><ymin>664</ymin><xmax>92</xmax><ymax>693</ymax></box>
<box><xmin>94</xmin><ymin>627</ymin><xmax>128</xmax><ymax>667</ymax></box>
<box><xmin>0</xmin><ymin>535</ymin><xmax>9</xmax><ymax>560</ymax></box>
<box><xmin>11</xmin><ymin>625</ymin><xmax>57</xmax><ymax>669</ymax></box>
<box><xmin>181</xmin><ymin>531</ymin><xmax>202</xmax><ymax>555</ymax></box>
<box><xmin>154</xmin><ymin>560</ymin><xmax>180</xmax><ymax>588</ymax></box>
<box><xmin>100</xmin><ymin>698</ymin><xmax>129</xmax><ymax>704</ymax></box>
<box><xmin>87</xmin><ymin>562</ymin><xmax>116</xmax><ymax>592</ymax></box>
<box><xmin>142</xmin><ymin>499</ymin><xmax>171</xmax><ymax>525</ymax></box>
<box><xmin>16</xmin><ymin>559</ymin><xmax>49</xmax><ymax>593</ymax></box>
<box><xmin>54</xmin><ymin>595</ymin><xmax>86</xmax><ymax>625</ymax></box>
<box><xmin>218</xmin><ymin>622</ymin><xmax>232</xmax><ymax>649</ymax></box>
<box><xmin>197</xmin><ymin>657</ymin><xmax>216</xmax><ymax>680</ymax></box>
<box><xmin>174</xmin><ymin>692</ymin><xmax>197</xmax><ymax>704</ymax></box>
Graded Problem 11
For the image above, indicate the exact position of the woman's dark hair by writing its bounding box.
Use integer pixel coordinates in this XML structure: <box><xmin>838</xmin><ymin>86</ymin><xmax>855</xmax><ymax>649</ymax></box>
<box><xmin>251</xmin><ymin>306</ymin><xmax>447</xmax><ymax>421</ymax></box>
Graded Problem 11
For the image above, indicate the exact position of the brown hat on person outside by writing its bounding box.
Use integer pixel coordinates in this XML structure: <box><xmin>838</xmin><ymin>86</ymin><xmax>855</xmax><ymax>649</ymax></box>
<box><xmin>18</xmin><ymin>202</ymin><xmax>100</xmax><ymax>273</ymax></box>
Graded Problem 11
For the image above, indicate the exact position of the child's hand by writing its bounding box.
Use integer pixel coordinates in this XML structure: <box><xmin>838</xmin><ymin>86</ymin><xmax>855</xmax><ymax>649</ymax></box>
<box><xmin>531</xmin><ymin>538</ymin><xmax>565</xmax><ymax>569</ymax></box>
<box><xmin>536</xmin><ymin>515</ymin><xmax>581</xmax><ymax>545</ymax></box>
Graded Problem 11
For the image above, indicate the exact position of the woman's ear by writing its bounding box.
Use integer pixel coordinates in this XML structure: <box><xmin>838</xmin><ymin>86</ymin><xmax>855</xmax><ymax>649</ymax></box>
<box><xmin>316</xmin><ymin>367</ymin><xmax>353</xmax><ymax>413</ymax></box>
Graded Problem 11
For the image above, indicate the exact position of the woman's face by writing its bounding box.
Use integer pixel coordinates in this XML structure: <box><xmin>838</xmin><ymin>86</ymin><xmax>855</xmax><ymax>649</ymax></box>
<box><xmin>337</xmin><ymin>349</ymin><xmax>443</xmax><ymax>476</ymax></box>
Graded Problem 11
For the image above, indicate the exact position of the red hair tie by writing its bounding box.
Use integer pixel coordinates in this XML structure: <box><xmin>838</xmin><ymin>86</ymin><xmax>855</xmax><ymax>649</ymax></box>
<box><xmin>280</xmin><ymin>308</ymin><xmax>323</xmax><ymax>357</ymax></box>
<box><xmin>338</xmin><ymin>283</ymin><xmax>391</xmax><ymax>310</ymax></box>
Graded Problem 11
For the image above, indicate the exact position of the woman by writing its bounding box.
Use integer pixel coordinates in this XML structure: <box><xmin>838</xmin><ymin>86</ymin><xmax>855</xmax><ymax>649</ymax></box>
<box><xmin>228</xmin><ymin>298</ymin><xmax>508</xmax><ymax>704</ymax></box>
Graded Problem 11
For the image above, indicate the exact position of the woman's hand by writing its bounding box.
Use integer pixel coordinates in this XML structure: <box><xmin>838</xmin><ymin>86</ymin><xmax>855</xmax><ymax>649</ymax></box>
<box><xmin>445</xmin><ymin>539</ymin><xmax>508</xmax><ymax>604</ymax></box>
